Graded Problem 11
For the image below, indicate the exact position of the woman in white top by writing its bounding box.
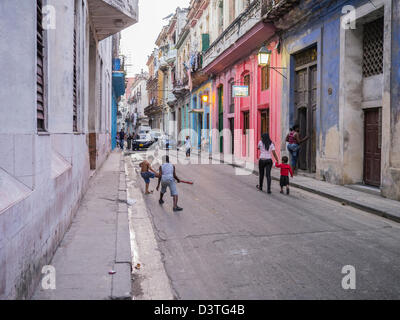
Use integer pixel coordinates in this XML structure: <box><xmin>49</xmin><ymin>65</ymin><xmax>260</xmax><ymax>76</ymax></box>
<box><xmin>257</xmin><ymin>133</ymin><xmax>279</xmax><ymax>194</ymax></box>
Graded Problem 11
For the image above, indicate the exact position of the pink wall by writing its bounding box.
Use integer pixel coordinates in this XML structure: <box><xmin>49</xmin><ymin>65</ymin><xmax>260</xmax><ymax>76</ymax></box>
<box><xmin>211</xmin><ymin>43</ymin><xmax>282</xmax><ymax>163</ymax></box>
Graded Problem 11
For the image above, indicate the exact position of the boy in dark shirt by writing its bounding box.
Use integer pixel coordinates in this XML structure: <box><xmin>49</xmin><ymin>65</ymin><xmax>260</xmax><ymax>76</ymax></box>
<box><xmin>276</xmin><ymin>156</ymin><xmax>294</xmax><ymax>195</ymax></box>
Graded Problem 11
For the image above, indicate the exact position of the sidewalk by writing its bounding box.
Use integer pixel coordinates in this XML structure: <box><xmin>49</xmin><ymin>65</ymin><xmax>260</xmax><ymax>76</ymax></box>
<box><xmin>33</xmin><ymin>151</ymin><xmax>132</xmax><ymax>300</ymax></box>
<box><xmin>188</xmin><ymin>149</ymin><xmax>400</xmax><ymax>223</ymax></box>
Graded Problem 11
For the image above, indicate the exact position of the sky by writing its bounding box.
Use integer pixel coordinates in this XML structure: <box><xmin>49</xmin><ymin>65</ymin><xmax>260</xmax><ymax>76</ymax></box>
<box><xmin>120</xmin><ymin>0</ymin><xmax>190</xmax><ymax>77</ymax></box>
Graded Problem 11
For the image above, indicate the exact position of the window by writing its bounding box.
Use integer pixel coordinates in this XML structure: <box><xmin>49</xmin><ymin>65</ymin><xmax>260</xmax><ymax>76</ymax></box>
<box><xmin>37</xmin><ymin>0</ymin><xmax>46</xmax><ymax>131</ymax></box>
<box><xmin>362</xmin><ymin>17</ymin><xmax>384</xmax><ymax>77</ymax></box>
<box><xmin>244</xmin><ymin>74</ymin><xmax>250</xmax><ymax>94</ymax></box>
<box><xmin>261</xmin><ymin>66</ymin><xmax>270</xmax><ymax>91</ymax></box>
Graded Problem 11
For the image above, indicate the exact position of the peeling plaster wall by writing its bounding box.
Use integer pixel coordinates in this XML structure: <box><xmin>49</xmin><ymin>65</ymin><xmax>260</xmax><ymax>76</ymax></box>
<box><xmin>280</xmin><ymin>0</ymin><xmax>399</xmax><ymax>200</ymax></box>
<box><xmin>385</xmin><ymin>0</ymin><xmax>400</xmax><ymax>200</ymax></box>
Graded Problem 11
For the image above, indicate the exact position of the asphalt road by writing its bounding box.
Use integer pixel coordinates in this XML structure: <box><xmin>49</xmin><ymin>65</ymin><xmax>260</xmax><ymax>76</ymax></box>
<box><xmin>139</xmin><ymin>155</ymin><xmax>400</xmax><ymax>299</ymax></box>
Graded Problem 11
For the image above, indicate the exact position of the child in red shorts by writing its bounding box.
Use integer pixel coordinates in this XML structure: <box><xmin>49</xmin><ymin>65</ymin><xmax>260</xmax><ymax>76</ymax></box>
<box><xmin>276</xmin><ymin>156</ymin><xmax>293</xmax><ymax>195</ymax></box>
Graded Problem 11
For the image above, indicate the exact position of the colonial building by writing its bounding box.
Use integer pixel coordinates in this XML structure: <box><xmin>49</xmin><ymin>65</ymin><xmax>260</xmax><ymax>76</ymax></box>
<box><xmin>268</xmin><ymin>0</ymin><xmax>400</xmax><ymax>200</ymax></box>
<box><xmin>0</xmin><ymin>0</ymin><xmax>138</xmax><ymax>299</ymax></box>
<box><xmin>145</xmin><ymin>50</ymin><xmax>163</xmax><ymax>129</ymax></box>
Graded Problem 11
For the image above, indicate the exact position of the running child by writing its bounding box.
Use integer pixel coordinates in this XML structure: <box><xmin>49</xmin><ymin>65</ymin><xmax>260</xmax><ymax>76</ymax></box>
<box><xmin>139</xmin><ymin>155</ymin><xmax>159</xmax><ymax>195</ymax></box>
<box><xmin>275</xmin><ymin>156</ymin><xmax>293</xmax><ymax>195</ymax></box>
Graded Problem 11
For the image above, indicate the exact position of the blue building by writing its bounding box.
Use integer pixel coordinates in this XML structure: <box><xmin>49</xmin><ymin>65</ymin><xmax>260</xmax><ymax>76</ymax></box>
<box><xmin>266</xmin><ymin>0</ymin><xmax>400</xmax><ymax>200</ymax></box>
<box><xmin>112</xmin><ymin>58</ymin><xmax>126</xmax><ymax>150</ymax></box>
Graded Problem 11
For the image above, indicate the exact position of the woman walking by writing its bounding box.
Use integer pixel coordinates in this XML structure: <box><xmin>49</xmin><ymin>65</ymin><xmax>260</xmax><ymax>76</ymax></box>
<box><xmin>257</xmin><ymin>133</ymin><xmax>279</xmax><ymax>194</ymax></box>
<box><xmin>285</xmin><ymin>125</ymin><xmax>309</xmax><ymax>173</ymax></box>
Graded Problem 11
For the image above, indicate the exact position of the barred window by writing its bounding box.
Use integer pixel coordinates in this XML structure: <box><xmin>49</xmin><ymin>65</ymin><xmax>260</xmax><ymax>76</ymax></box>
<box><xmin>37</xmin><ymin>0</ymin><xmax>46</xmax><ymax>131</ymax></box>
<box><xmin>363</xmin><ymin>17</ymin><xmax>384</xmax><ymax>78</ymax></box>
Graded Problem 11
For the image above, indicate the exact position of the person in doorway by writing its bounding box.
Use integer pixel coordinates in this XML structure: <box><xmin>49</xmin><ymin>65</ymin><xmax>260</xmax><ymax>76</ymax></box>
<box><xmin>285</xmin><ymin>125</ymin><xmax>309</xmax><ymax>173</ymax></box>
<box><xmin>257</xmin><ymin>133</ymin><xmax>279</xmax><ymax>194</ymax></box>
<box><xmin>184</xmin><ymin>136</ymin><xmax>191</xmax><ymax>158</ymax></box>
<box><xmin>119</xmin><ymin>129</ymin><xmax>125</xmax><ymax>150</ymax></box>
<box><xmin>156</xmin><ymin>155</ymin><xmax>182</xmax><ymax>212</ymax></box>
<box><xmin>275</xmin><ymin>156</ymin><xmax>294</xmax><ymax>195</ymax></box>
<box><xmin>139</xmin><ymin>156</ymin><xmax>159</xmax><ymax>195</ymax></box>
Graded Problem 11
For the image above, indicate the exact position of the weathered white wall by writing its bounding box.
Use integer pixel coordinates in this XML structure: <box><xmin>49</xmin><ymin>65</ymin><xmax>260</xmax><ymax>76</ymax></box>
<box><xmin>0</xmin><ymin>0</ymin><xmax>133</xmax><ymax>299</ymax></box>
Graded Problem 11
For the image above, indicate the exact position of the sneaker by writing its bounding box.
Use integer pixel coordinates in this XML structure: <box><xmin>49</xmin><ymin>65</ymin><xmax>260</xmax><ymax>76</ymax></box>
<box><xmin>280</xmin><ymin>190</ymin><xmax>284</xmax><ymax>194</ymax></box>
<box><xmin>173</xmin><ymin>206</ymin><xmax>183</xmax><ymax>212</ymax></box>
<box><xmin>159</xmin><ymin>199</ymin><xmax>164</xmax><ymax>205</ymax></box>
<box><xmin>267</xmin><ymin>190</ymin><xmax>272</xmax><ymax>194</ymax></box>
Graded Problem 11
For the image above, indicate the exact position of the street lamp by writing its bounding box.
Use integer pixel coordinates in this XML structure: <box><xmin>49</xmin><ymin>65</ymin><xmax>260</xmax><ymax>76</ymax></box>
<box><xmin>258</xmin><ymin>46</ymin><xmax>272</xmax><ymax>67</ymax></box>
<box><xmin>201</xmin><ymin>94</ymin><xmax>209</xmax><ymax>103</ymax></box>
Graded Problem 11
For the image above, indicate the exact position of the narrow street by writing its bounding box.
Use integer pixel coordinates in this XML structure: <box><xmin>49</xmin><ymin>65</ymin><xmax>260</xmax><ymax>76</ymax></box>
<box><xmin>129</xmin><ymin>153</ymin><xmax>400</xmax><ymax>300</ymax></box>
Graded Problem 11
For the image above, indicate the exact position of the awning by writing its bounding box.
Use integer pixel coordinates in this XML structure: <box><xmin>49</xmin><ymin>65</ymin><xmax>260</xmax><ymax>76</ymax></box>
<box><xmin>112</xmin><ymin>71</ymin><xmax>125</xmax><ymax>97</ymax></box>
<box><xmin>189</xmin><ymin>109</ymin><xmax>204</xmax><ymax>114</ymax></box>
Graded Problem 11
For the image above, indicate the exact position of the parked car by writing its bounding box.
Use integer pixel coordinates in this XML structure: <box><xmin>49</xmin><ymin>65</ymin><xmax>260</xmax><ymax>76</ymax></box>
<box><xmin>132</xmin><ymin>133</ymin><xmax>154</xmax><ymax>150</ymax></box>
<box><xmin>150</xmin><ymin>130</ymin><xmax>163</xmax><ymax>142</ymax></box>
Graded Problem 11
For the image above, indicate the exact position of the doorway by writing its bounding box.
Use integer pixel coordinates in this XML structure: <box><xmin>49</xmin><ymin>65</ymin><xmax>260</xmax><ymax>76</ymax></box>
<box><xmin>218</xmin><ymin>85</ymin><xmax>224</xmax><ymax>153</ymax></box>
<box><xmin>364</xmin><ymin>108</ymin><xmax>382</xmax><ymax>187</ymax></box>
<box><xmin>294</xmin><ymin>46</ymin><xmax>317</xmax><ymax>173</ymax></box>
<box><xmin>229</xmin><ymin>117</ymin><xmax>234</xmax><ymax>154</ymax></box>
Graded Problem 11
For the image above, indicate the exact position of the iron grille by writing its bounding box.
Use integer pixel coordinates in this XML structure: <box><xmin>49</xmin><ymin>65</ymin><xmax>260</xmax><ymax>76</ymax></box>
<box><xmin>37</xmin><ymin>0</ymin><xmax>45</xmax><ymax>131</ymax></box>
<box><xmin>294</xmin><ymin>46</ymin><xmax>317</xmax><ymax>68</ymax></box>
<box><xmin>362</xmin><ymin>17</ymin><xmax>384</xmax><ymax>78</ymax></box>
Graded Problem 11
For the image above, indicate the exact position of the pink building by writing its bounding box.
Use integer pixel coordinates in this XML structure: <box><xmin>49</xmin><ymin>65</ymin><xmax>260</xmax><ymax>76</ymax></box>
<box><xmin>207</xmin><ymin>21</ymin><xmax>281</xmax><ymax>164</ymax></box>
<box><xmin>233</xmin><ymin>42</ymin><xmax>282</xmax><ymax>163</ymax></box>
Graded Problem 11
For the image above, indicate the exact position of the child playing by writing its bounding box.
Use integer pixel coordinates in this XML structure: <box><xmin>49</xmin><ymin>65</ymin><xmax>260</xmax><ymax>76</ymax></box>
<box><xmin>184</xmin><ymin>136</ymin><xmax>191</xmax><ymax>158</ymax></box>
<box><xmin>276</xmin><ymin>156</ymin><xmax>294</xmax><ymax>195</ymax></box>
<box><xmin>139</xmin><ymin>155</ymin><xmax>159</xmax><ymax>195</ymax></box>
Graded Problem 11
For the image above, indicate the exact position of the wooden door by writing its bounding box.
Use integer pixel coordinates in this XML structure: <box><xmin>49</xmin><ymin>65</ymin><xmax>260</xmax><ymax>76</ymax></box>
<box><xmin>364</xmin><ymin>108</ymin><xmax>381</xmax><ymax>186</ymax></box>
<box><xmin>260</xmin><ymin>110</ymin><xmax>270</xmax><ymax>136</ymax></box>
<box><xmin>218</xmin><ymin>86</ymin><xmax>224</xmax><ymax>152</ymax></box>
<box><xmin>294</xmin><ymin>50</ymin><xmax>317</xmax><ymax>173</ymax></box>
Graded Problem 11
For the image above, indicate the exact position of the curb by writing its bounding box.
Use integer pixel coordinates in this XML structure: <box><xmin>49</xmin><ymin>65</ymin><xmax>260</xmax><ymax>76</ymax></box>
<box><xmin>110</xmin><ymin>154</ymin><xmax>133</xmax><ymax>300</ymax></box>
<box><xmin>189</xmin><ymin>150</ymin><xmax>400</xmax><ymax>224</ymax></box>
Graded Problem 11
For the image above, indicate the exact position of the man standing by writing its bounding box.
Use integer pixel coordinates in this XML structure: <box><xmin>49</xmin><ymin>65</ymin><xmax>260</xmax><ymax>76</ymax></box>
<box><xmin>119</xmin><ymin>129</ymin><xmax>125</xmax><ymax>150</ymax></box>
<box><xmin>156</xmin><ymin>155</ymin><xmax>183</xmax><ymax>212</ymax></box>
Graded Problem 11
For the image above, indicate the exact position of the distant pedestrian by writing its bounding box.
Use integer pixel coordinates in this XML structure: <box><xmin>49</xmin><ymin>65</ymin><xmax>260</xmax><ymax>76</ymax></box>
<box><xmin>119</xmin><ymin>129</ymin><xmax>125</xmax><ymax>150</ymax></box>
<box><xmin>127</xmin><ymin>134</ymin><xmax>133</xmax><ymax>150</ymax></box>
<box><xmin>275</xmin><ymin>156</ymin><xmax>293</xmax><ymax>195</ymax></box>
<box><xmin>139</xmin><ymin>155</ymin><xmax>159</xmax><ymax>195</ymax></box>
<box><xmin>157</xmin><ymin>155</ymin><xmax>183</xmax><ymax>212</ymax></box>
<box><xmin>184</xmin><ymin>136</ymin><xmax>191</xmax><ymax>158</ymax></box>
<box><xmin>257</xmin><ymin>133</ymin><xmax>279</xmax><ymax>194</ymax></box>
<box><xmin>285</xmin><ymin>125</ymin><xmax>309</xmax><ymax>173</ymax></box>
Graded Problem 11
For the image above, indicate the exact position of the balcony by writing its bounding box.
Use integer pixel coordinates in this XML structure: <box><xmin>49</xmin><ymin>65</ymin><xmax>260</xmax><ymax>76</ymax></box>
<box><xmin>261</xmin><ymin>0</ymin><xmax>299</xmax><ymax>21</ymax></box>
<box><xmin>172</xmin><ymin>77</ymin><xmax>190</xmax><ymax>98</ymax></box>
<box><xmin>167</xmin><ymin>92</ymin><xmax>177</xmax><ymax>106</ymax></box>
<box><xmin>166</xmin><ymin>49</ymin><xmax>177</xmax><ymax>63</ymax></box>
<box><xmin>202</xmin><ymin>0</ymin><xmax>275</xmax><ymax>75</ymax></box>
<box><xmin>87</xmin><ymin>0</ymin><xmax>138</xmax><ymax>41</ymax></box>
<box><xmin>159</xmin><ymin>56</ymin><xmax>169</xmax><ymax>71</ymax></box>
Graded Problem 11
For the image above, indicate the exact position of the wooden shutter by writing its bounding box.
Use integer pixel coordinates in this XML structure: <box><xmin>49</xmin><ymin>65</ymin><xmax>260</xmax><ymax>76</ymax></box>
<box><xmin>73</xmin><ymin>22</ymin><xmax>78</xmax><ymax>131</ymax></box>
<box><xmin>37</xmin><ymin>0</ymin><xmax>45</xmax><ymax>131</ymax></box>
<box><xmin>202</xmin><ymin>33</ymin><xmax>210</xmax><ymax>52</ymax></box>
